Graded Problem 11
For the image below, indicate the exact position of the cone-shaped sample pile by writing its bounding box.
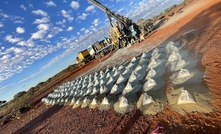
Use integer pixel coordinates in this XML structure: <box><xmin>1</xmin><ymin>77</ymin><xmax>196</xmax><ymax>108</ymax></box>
<box><xmin>139</xmin><ymin>57</ymin><xmax>148</xmax><ymax>65</ymax></box>
<box><xmin>72</xmin><ymin>98</ymin><xmax>82</xmax><ymax>109</ymax></box>
<box><xmin>147</xmin><ymin>68</ymin><xmax>156</xmax><ymax>78</ymax></box>
<box><xmin>169</xmin><ymin>58</ymin><xmax>187</xmax><ymax>72</ymax></box>
<box><xmin>100</xmin><ymin>79</ymin><xmax>106</xmax><ymax>86</ymax></box>
<box><xmin>106</xmin><ymin>76</ymin><xmax>114</xmax><ymax>85</ymax></box>
<box><xmin>94</xmin><ymin>79</ymin><xmax>100</xmax><ymax>87</ymax></box>
<box><xmin>151</xmin><ymin>49</ymin><xmax>161</xmax><ymax>59</ymax></box>
<box><xmin>76</xmin><ymin>99</ymin><xmax>81</xmax><ymax>104</ymax></box>
<box><xmin>100</xmin><ymin>85</ymin><xmax>109</xmax><ymax>94</ymax></box>
<box><xmin>89</xmin><ymin>97</ymin><xmax>98</xmax><ymax>109</ymax></box>
<box><xmin>91</xmin><ymin>87</ymin><xmax>99</xmax><ymax>95</ymax></box>
<box><xmin>122</xmin><ymin>68</ymin><xmax>132</xmax><ymax>76</ymax></box>
<box><xmin>119</xmin><ymin>96</ymin><xmax>129</xmax><ymax>108</ymax></box>
<box><xmin>148</xmin><ymin>58</ymin><xmax>158</xmax><ymax>68</ymax></box>
<box><xmin>123</xmin><ymin>81</ymin><xmax>141</xmax><ymax>95</ymax></box>
<box><xmin>64</xmin><ymin>97</ymin><xmax>71</xmax><ymax>104</ymax></box>
<box><xmin>170</xmin><ymin>68</ymin><xmax>195</xmax><ymax>84</ymax></box>
<box><xmin>128</xmin><ymin>72</ymin><xmax>137</xmax><ymax>83</ymax></box>
<box><xmin>99</xmin><ymin>97</ymin><xmax>111</xmax><ymax>111</ymax></box>
<box><xmin>143</xmin><ymin>78</ymin><xmax>157</xmax><ymax>91</ymax></box>
<box><xmin>81</xmin><ymin>97</ymin><xmax>92</xmax><ymax>108</ymax></box>
<box><xmin>118</xmin><ymin>65</ymin><xmax>125</xmax><ymax>71</ymax></box>
<box><xmin>178</xmin><ymin>68</ymin><xmax>191</xmax><ymax>79</ymax></box>
<box><xmin>122</xmin><ymin>82</ymin><xmax>133</xmax><ymax>95</ymax></box>
<box><xmin>113</xmin><ymin>66</ymin><xmax>117</xmax><ymax>70</ymax></box>
<box><xmin>168</xmin><ymin>51</ymin><xmax>181</xmax><ymax>62</ymax></box>
<box><xmin>99</xmin><ymin>73</ymin><xmax>104</xmax><ymax>79</ymax></box>
<box><xmin>131</xmin><ymin>57</ymin><xmax>137</xmax><ymax>63</ymax></box>
<box><xmin>127</xmin><ymin>62</ymin><xmax>135</xmax><ymax>70</ymax></box>
<box><xmin>105</xmin><ymin>68</ymin><xmax>110</xmax><ymax>73</ymax></box>
<box><xmin>78</xmin><ymin>90</ymin><xmax>84</xmax><ymax>97</ymax></box>
<box><xmin>69</xmin><ymin>97</ymin><xmax>75</xmax><ymax>105</ymax></box>
<box><xmin>101</xmin><ymin>97</ymin><xmax>109</xmax><ymax>105</ymax></box>
<box><xmin>83</xmin><ymin>97</ymin><xmax>88</xmax><ymax>103</ymax></box>
<box><xmin>91</xmin><ymin>98</ymin><xmax>97</xmax><ymax>105</ymax></box>
<box><xmin>116</xmin><ymin>74</ymin><xmax>127</xmax><ymax>84</ymax></box>
<box><xmin>60</xmin><ymin>98</ymin><xmax>65</xmax><ymax>104</ymax></box>
<box><xmin>137</xmin><ymin>93</ymin><xmax>164</xmax><ymax>115</ymax></box>
<box><xmin>177</xmin><ymin>90</ymin><xmax>196</xmax><ymax>104</ymax></box>
<box><xmin>113</xmin><ymin>69</ymin><xmax>120</xmax><ymax>77</ymax></box>
<box><xmin>135</xmin><ymin>64</ymin><xmax>143</xmax><ymax>72</ymax></box>
<box><xmin>166</xmin><ymin>41</ymin><xmax>179</xmax><ymax>54</ymax></box>
<box><xmin>85</xmin><ymin>87</ymin><xmax>92</xmax><ymax>95</ymax></box>
<box><xmin>141</xmin><ymin>52</ymin><xmax>149</xmax><ymax>59</ymax></box>
<box><xmin>142</xmin><ymin>93</ymin><xmax>154</xmax><ymax>105</ymax></box>
<box><xmin>114</xmin><ymin>94</ymin><xmax>136</xmax><ymax>114</ymax></box>
<box><xmin>110</xmin><ymin>84</ymin><xmax>123</xmax><ymax>95</ymax></box>
<box><xmin>106</xmin><ymin>72</ymin><xmax>111</xmax><ymax>78</ymax></box>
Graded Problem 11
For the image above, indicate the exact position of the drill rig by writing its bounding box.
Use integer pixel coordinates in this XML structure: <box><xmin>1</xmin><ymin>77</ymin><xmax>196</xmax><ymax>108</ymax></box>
<box><xmin>89</xmin><ymin>0</ymin><xmax>141</xmax><ymax>49</ymax></box>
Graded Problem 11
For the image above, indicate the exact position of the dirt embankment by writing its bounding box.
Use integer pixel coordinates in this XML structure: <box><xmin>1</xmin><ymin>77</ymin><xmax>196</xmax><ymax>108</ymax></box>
<box><xmin>1</xmin><ymin>0</ymin><xmax>221</xmax><ymax>133</ymax></box>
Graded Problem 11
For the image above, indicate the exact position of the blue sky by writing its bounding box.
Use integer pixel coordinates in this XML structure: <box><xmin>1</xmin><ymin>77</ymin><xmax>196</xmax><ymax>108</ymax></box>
<box><xmin>0</xmin><ymin>0</ymin><xmax>183</xmax><ymax>101</ymax></box>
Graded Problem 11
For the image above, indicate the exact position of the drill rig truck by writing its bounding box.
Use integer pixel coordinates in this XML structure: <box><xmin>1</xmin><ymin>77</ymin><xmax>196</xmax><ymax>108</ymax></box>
<box><xmin>89</xmin><ymin>0</ymin><xmax>141</xmax><ymax>49</ymax></box>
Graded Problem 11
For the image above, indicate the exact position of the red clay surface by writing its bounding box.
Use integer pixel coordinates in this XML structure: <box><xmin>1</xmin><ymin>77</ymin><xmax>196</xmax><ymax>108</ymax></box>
<box><xmin>1</xmin><ymin>0</ymin><xmax>221</xmax><ymax>133</ymax></box>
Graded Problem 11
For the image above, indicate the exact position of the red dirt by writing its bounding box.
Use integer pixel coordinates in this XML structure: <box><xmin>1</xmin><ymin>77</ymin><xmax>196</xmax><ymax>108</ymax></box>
<box><xmin>1</xmin><ymin>0</ymin><xmax>221</xmax><ymax>133</ymax></box>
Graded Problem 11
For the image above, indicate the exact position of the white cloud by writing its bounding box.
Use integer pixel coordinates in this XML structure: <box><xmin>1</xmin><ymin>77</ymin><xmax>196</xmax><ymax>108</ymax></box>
<box><xmin>45</xmin><ymin>1</ymin><xmax>56</xmax><ymax>7</ymax></box>
<box><xmin>90</xmin><ymin>25</ymin><xmax>97</xmax><ymax>31</ymax></box>
<box><xmin>78</xmin><ymin>13</ymin><xmax>88</xmax><ymax>20</ymax></box>
<box><xmin>84</xmin><ymin>30</ymin><xmax>90</xmax><ymax>34</ymax></box>
<box><xmin>0</xmin><ymin>22</ymin><xmax>3</xmax><ymax>28</ymax></box>
<box><xmin>56</xmin><ymin>19</ymin><xmax>66</xmax><ymax>27</ymax></box>
<box><xmin>47</xmin><ymin>27</ymin><xmax>63</xmax><ymax>38</ymax></box>
<box><xmin>86</xmin><ymin>5</ymin><xmax>95</xmax><ymax>12</ymax></box>
<box><xmin>70</xmin><ymin>1</ymin><xmax>80</xmax><ymax>10</ymax></box>
<box><xmin>33</xmin><ymin>17</ymin><xmax>50</xmax><ymax>24</ymax></box>
<box><xmin>66</xmin><ymin>26</ymin><xmax>73</xmax><ymax>31</ymax></box>
<box><xmin>32</xmin><ymin>9</ymin><xmax>48</xmax><ymax>17</ymax></box>
<box><xmin>0</xmin><ymin>13</ymin><xmax>9</xmax><ymax>19</ymax></box>
<box><xmin>16</xmin><ymin>27</ymin><xmax>25</xmax><ymax>34</ymax></box>
<box><xmin>118</xmin><ymin>8</ymin><xmax>124</xmax><ymax>13</ymax></box>
<box><xmin>17</xmin><ymin>41</ymin><xmax>27</xmax><ymax>46</ymax></box>
<box><xmin>31</xmin><ymin>24</ymin><xmax>50</xmax><ymax>39</ymax></box>
<box><xmin>80</xmin><ymin>27</ymin><xmax>86</xmax><ymax>31</ymax></box>
<box><xmin>92</xmin><ymin>18</ymin><xmax>100</xmax><ymax>27</ymax></box>
<box><xmin>11</xmin><ymin>16</ymin><xmax>25</xmax><ymax>24</ymax></box>
<box><xmin>17</xmin><ymin>39</ymin><xmax>35</xmax><ymax>47</ymax></box>
<box><xmin>14</xmin><ymin>20</ymin><xmax>24</xmax><ymax>24</ymax></box>
<box><xmin>31</xmin><ymin>30</ymin><xmax>47</xmax><ymax>39</ymax></box>
<box><xmin>14</xmin><ymin>47</ymin><xmax>25</xmax><ymax>53</ymax></box>
<box><xmin>61</xmin><ymin>10</ymin><xmax>74</xmax><ymax>21</ymax></box>
<box><xmin>37</xmin><ymin>24</ymin><xmax>50</xmax><ymax>30</ymax></box>
<box><xmin>5</xmin><ymin>35</ymin><xmax>22</xmax><ymax>43</ymax></box>
<box><xmin>20</xmin><ymin>4</ymin><xmax>27</xmax><ymax>11</ymax></box>
<box><xmin>0</xmin><ymin>54</ymin><xmax>11</xmax><ymax>61</ymax></box>
<box><xmin>116</xmin><ymin>0</ymin><xmax>125</xmax><ymax>2</ymax></box>
<box><xmin>124</xmin><ymin>0</ymin><xmax>177</xmax><ymax>21</ymax></box>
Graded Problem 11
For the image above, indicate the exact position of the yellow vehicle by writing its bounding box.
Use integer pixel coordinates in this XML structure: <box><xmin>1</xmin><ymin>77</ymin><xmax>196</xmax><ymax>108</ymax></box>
<box><xmin>75</xmin><ymin>49</ymin><xmax>92</xmax><ymax>64</ymax></box>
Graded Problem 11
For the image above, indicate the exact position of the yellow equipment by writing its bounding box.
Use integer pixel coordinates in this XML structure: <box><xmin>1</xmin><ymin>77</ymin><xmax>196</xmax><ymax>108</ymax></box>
<box><xmin>89</xmin><ymin>0</ymin><xmax>141</xmax><ymax>48</ymax></box>
<box><xmin>75</xmin><ymin>49</ymin><xmax>91</xmax><ymax>64</ymax></box>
